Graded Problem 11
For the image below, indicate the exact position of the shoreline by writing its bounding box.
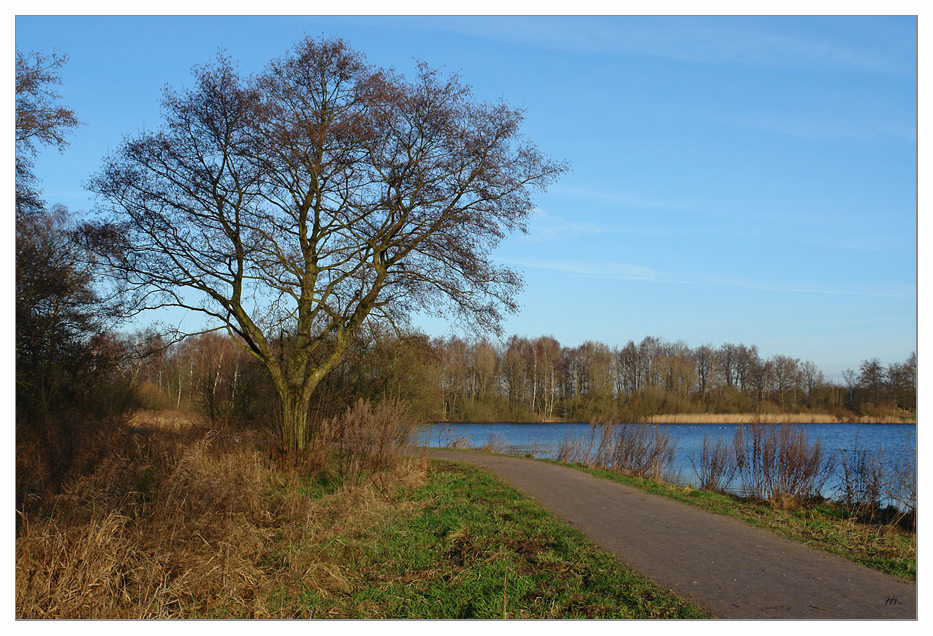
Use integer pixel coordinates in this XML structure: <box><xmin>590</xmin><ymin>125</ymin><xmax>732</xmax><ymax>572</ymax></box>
<box><xmin>429</xmin><ymin>414</ymin><xmax>916</xmax><ymax>426</ymax></box>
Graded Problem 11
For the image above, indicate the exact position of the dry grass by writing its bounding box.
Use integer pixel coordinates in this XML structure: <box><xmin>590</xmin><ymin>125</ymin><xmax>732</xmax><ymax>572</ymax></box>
<box><xmin>127</xmin><ymin>409</ymin><xmax>209</xmax><ymax>432</ymax></box>
<box><xmin>16</xmin><ymin>407</ymin><xmax>427</xmax><ymax>618</ymax></box>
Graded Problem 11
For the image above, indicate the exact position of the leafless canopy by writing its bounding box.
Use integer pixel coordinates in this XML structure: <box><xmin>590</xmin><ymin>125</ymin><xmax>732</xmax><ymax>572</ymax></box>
<box><xmin>89</xmin><ymin>37</ymin><xmax>567</xmax><ymax>448</ymax></box>
<box><xmin>16</xmin><ymin>49</ymin><xmax>81</xmax><ymax>217</ymax></box>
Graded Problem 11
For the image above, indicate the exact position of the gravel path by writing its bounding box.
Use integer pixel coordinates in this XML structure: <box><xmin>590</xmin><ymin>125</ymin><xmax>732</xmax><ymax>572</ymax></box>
<box><xmin>413</xmin><ymin>448</ymin><xmax>916</xmax><ymax>619</ymax></box>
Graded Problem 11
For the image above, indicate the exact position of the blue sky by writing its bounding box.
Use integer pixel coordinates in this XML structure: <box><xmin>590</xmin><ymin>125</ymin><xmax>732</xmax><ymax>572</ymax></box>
<box><xmin>13</xmin><ymin>13</ymin><xmax>919</xmax><ymax>382</ymax></box>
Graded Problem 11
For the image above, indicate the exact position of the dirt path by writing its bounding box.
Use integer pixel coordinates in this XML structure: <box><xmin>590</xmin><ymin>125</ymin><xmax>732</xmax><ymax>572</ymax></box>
<box><xmin>413</xmin><ymin>448</ymin><xmax>916</xmax><ymax>619</ymax></box>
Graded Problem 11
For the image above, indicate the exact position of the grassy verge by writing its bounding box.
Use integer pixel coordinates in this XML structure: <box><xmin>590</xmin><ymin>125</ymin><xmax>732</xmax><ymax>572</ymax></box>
<box><xmin>550</xmin><ymin>461</ymin><xmax>916</xmax><ymax>580</ymax></box>
<box><xmin>282</xmin><ymin>460</ymin><xmax>709</xmax><ymax>619</ymax></box>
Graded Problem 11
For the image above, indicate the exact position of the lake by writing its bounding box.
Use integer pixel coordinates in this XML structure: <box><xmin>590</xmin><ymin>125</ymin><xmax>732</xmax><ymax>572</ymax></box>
<box><xmin>413</xmin><ymin>421</ymin><xmax>917</xmax><ymax>502</ymax></box>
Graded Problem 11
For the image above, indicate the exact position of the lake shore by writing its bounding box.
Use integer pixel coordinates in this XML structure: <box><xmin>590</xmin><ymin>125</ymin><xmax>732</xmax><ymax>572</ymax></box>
<box><xmin>431</xmin><ymin>412</ymin><xmax>916</xmax><ymax>425</ymax></box>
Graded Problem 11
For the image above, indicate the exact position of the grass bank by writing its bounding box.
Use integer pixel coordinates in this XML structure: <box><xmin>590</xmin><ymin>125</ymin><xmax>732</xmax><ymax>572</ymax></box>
<box><xmin>16</xmin><ymin>411</ymin><xmax>707</xmax><ymax>619</ymax></box>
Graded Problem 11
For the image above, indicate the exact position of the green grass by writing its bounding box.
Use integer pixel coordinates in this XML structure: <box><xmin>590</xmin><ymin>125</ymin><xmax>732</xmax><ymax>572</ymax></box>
<box><xmin>549</xmin><ymin>461</ymin><xmax>916</xmax><ymax>580</ymax></box>
<box><xmin>270</xmin><ymin>460</ymin><xmax>709</xmax><ymax>618</ymax></box>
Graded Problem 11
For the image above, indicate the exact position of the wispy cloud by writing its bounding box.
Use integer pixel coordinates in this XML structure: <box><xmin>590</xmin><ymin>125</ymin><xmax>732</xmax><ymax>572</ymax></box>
<box><xmin>506</xmin><ymin>257</ymin><xmax>915</xmax><ymax>299</ymax></box>
<box><xmin>509</xmin><ymin>257</ymin><xmax>668</xmax><ymax>282</ymax></box>
<box><xmin>545</xmin><ymin>186</ymin><xmax>700</xmax><ymax>213</ymax></box>
<box><xmin>520</xmin><ymin>209</ymin><xmax>606</xmax><ymax>243</ymax></box>
<box><xmin>520</xmin><ymin>206</ymin><xmax>709</xmax><ymax>244</ymax></box>
<box><xmin>713</xmin><ymin>111</ymin><xmax>916</xmax><ymax>143</ymax></box>
<box><xmin>693</xmin><ymin>275</ymin><xmax>917</xmax><ymax>300</ymax></box>
<box><xmin>406</xmin><ymin>16</ymin><xmax>914</xmax><ymax>77</ymax></box>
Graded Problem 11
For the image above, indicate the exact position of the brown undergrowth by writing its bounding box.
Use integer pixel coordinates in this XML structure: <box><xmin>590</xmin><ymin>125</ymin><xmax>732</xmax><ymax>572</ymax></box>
<box><xmin>16</xmin><ymin>405</ymin><xmax>426</xmax><ymax>618</ymax></box>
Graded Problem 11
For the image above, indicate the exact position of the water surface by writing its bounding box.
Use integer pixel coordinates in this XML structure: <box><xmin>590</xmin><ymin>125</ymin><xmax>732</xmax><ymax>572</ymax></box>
<box><xmin>414</xmin><ymin>421</ymin><xmax>916</xmax><ymax>501</ymax></box>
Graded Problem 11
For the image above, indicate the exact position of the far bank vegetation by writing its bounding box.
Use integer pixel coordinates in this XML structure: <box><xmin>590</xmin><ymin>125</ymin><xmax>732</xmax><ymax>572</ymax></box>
<box><xmin>121</xmin><ymin>329</ymin><xmax>916</xmax><ymax>428</ymax></box>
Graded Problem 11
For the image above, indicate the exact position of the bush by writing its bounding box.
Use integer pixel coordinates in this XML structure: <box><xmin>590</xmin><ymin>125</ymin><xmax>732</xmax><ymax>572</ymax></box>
<box><xmin>314</xmin><ymin>399</ymin><xmax>414</xmax><ymax>479</ymax></box>
<box><xmin>733</xmin><ymin>423</ymin><xmax>833</xmax><ymax>507</ymax></box>
<box><xmin>834</xmin><ymin>431</ymin><xmax>917</xmax><ymax>530</ymax></box>
<box><xmin>835</xmin><ymin>434</ymin><xmax>885</xmax><ymax>522</ymax></box>
<box><xmin>557</xmin><ymin>421</ymin><xmax>676</xmax><ymax>481</ymax></box>
<box><xmin>690</xmin><ymin>432</ymin><xmax>738</xmax><ymax>493</ymax></box>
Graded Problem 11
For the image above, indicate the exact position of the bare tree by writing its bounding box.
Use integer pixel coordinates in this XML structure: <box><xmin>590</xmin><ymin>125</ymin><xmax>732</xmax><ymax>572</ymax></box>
<box><xmin>437</xmin><ymin>336</ymin><xmax>470</xmax><ymax>420</ymax></box>
<box><xmin>533</xmin><ymin>336</ymin><xmax>561</xmax><ymax>420</ymax></box>
<box><xmin>638</xmin><ymin>336</ymin><xmax>662</xmax><ymax>389</ymax></box>
<box><xmin>692</xmin><ymin>343</ymin><xmax>717</xmax><ymax>403</ymax></box>
<box><xmin>15</xmin><ymin>48</ymin><xmax>118</xmax><ymax>421</ymax></box>
<box><xmin>16</xmin><ymin>207</ymin><xmax>106</xmax><ymax>417</ymax></box>
<box><xmin>88</xmin><ymin>38</ymin><xmax>567</xmax><ymax>450</ymax></box>
<box><xmin>733</xmin><ymin>344</ymin><xmax>759</xmax><ymax>394</ymax></box>
<box><xmin>798</xmin><ymin>360</ymin><xmax>824</xmax><ymax>408</ymax></box>
<box><xmin>615</xmin><ymin>340</ymin><xmax>640</xmax><ymax>396</ymax></box>
<box><xmin>858</xmin><ymin>358</ymin><xmax>886</xmax><ymax>407</ymax></box>
<box><xmin>470</xmin><ymin>338</ymin><xmax>499</xmax><ymax>405</ymax></box>
<box><xmin>657</xmin><ymin>340</ymin><xmax>695</xmax><ymax>398</ymax></box>
<box><xmin>16</xmin><ymin>49</ymin><xmax>82</xmax><ymax>218</ymax></box>
<box><xmin>717</xmin><ymin>343</ymin><xmax>738</xmax><ymax>389</ymax></box>
<box><xmin>769</xmin><ymin>355</ymin><xmax>800</xmax><ymax>409</ymax></box>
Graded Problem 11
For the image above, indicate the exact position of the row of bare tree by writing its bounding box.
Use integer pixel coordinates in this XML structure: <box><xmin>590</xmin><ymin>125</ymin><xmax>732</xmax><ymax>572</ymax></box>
<box><xmin>120</xmin><ymin>329</ymin><xmax>915</xmax><ymax>426</ymax></box>
<box><xmin>123</xmin><ymin>326</ymin><xmax>442</xmax><ymax>427</ymax></box>
<box><xmin>434</xmin><ymin>335</ymin><xmax>916</xmax><ymax>422</ymax></box>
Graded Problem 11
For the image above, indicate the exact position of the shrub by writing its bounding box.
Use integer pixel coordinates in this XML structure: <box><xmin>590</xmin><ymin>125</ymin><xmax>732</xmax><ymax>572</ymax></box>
<box><xmin>557</xmin><ymin>421</ymin><xmax>676</xmax><ymax>481</ymax></box>
<box><xmin>835</xmin><ymin>434</ymin><xmax>885</xmax><ymax>523</ymax></box>
<box><xmin>834</xmin><ymin>430</ymin><xmax>917</xmax><ymax>530</ymax></box>
<box><xmin>733</xmin><ymin>423</ymin><xmax>833</xmax><ymax>507</ymax></box>
<box><xmin>690</xmin><ymin>432</ymin><xmax>738</xmax><ymax>493</ymax></box>
<box><xmin>315</xmin><ymin>399</ymin><xmax>414</xmax><ymax>479</ymax></box>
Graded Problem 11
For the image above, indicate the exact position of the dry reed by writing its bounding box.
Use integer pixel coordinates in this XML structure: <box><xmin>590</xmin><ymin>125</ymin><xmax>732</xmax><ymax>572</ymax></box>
<box><xmin>646</xmin><ymin>413</ymin><xmax>914</xmax><ymax>425</ymax></box>
<box><xmin>646</xmin><ymin>413</ymin><xmax>839</xmax><ymax>425</ymax></box>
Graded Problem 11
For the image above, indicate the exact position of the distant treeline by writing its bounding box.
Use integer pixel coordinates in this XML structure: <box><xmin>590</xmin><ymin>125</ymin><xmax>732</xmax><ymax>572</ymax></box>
<box><xmin>120</xmin><ymin>327</ymin><xmax>916</xmax><ymax>426</ymax></box>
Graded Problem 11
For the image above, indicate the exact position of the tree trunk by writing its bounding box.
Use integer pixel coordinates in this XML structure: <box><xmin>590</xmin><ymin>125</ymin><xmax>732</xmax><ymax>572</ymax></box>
<box><xmin>279</xmin><ymin>389</ymin><xmax>311</xmax><ymax>451</ymax></box>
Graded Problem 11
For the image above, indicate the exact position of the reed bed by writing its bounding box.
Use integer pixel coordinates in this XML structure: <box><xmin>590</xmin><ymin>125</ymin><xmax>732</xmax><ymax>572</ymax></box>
<box><xmin>645</xmin><ymin>413</ymin><xmax>913</xmax><ymax>425</ymax></box>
